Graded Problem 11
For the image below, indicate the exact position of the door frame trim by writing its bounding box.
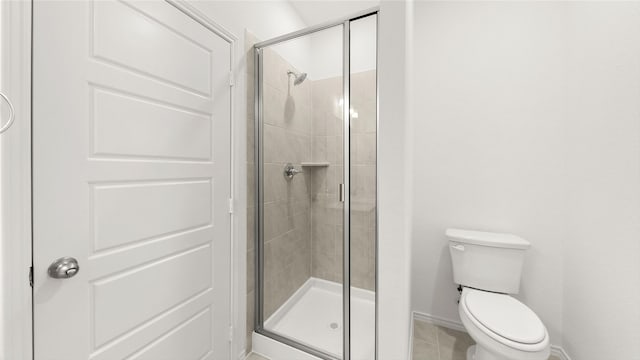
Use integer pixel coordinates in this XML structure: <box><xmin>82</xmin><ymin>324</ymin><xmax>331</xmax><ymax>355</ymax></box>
<box><xmin>165</xmin><ymin>2</ymin><xmax>241</xmax><ymax>359</ymax></box>
<box><xmin>0</xmin><ymin>1</ymin><xmax>33</xmax><ymax>359</ymax></box>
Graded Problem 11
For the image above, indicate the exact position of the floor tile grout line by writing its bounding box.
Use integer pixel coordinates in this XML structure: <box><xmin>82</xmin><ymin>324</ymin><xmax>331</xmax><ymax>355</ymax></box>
<box><xmin>411</xmin><ymin>318</ymin><xmax>560</xmax><ymax>360</ymax></box>
<box><xmin>435</xmin><ymin>325</ymin><xmax>441</xmax><ymax>360</ymax></box>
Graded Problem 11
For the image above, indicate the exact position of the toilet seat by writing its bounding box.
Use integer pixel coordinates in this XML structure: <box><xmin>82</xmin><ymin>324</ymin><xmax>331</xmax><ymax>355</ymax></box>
<box><xmin>464</xmin><ymin>289</ymin><xmax>545</xmax><ymax>345</ymax></box>
<box><xmin>460</xmin><ymin>288</ymin><xmax>549</xmax><ymax>352</ymax></box>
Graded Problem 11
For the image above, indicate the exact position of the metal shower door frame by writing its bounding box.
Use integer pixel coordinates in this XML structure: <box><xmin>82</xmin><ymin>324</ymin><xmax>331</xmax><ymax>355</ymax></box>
<box><xmin>253</xmin><ymin>8</ymin><xmax>378</xmax><ymax>360</ymax></box>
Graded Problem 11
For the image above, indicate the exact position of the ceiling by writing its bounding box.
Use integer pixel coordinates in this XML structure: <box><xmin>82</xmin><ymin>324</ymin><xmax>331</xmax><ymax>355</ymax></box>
<box><xmin>288</xmin><ymin>1</ymin><xmax>380</xmax><ymax>26</ymax></box>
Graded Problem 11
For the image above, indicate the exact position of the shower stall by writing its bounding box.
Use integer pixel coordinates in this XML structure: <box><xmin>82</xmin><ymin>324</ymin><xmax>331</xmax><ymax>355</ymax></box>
<box><xmin>252</xmin><ymin>9</ymin><xmax>378</xmax><ymax>360</ymax></box>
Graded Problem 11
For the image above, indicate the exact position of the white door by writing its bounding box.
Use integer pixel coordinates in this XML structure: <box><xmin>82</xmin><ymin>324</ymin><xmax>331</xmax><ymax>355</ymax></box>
<box><xmin>32</xmin><ymin>1</ymin><xmax>232</xmax><ymax>359</ymax></box>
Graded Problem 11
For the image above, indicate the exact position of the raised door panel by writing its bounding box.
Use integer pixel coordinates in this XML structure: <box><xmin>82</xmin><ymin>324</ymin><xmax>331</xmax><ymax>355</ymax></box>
<box><xmin>92</xmin><ymin>1</ymin><xmax>212</xmax><ymax>95</ymax></box>
<box><xmin>92</xmin><ymin>88</ymin><xmax>212</xmax><ymax>161</ymax></box>
<box><xmin>33</xmin><ymin>1</ymin><xmax>232</xmax><ymax>359</ymax></box>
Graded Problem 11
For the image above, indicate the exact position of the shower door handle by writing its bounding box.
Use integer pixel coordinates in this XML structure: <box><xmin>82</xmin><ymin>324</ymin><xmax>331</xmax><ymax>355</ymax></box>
<box><xmin>339</xmin><ymin>183</ymin><xmax>345</xmax><ymax>202</ymax></box>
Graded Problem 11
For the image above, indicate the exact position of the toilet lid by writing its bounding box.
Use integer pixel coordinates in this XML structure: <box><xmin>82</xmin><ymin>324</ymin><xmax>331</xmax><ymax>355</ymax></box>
<box><xmin>464</xmin><ymin>290</ymin><xmax>546</xmax><ymax>345</ymax></box>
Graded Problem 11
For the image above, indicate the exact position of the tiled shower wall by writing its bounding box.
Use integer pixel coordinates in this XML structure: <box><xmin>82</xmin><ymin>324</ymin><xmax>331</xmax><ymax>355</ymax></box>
<box><xmin>309</xmin><ymin>76</ymin><xmax>344</xmax><ymax>284</ymax></box>
<box><xmin>246</xmin><ymin>31</ymin><xmax>314</xmax><ymax>318</ymax></box>
<box><xmin>245</xmin><ymin>31</ymin><xmax>376</xmax><ymax>353</ymax></box>
<box><xmin>246</xmin><ymin>31</ymin><xmax>315</xmax><ymax>351</ymax></box>
<box><xmin>245</xmin><ymin>33</ymin><xmax>311</xmax><ymax>350</ymax></box>
<box><xmin>309</xmin><ymin>71</ymin><xmax>377</xmax><ymax>291</ymax></box>
<box><xmin>261</xmin><ymin>46</ymin><xmax>313</xmax><ymax>321</ymax></box>
<box><xmin>349</xmin><ymin>70</ymin><xmax>377</xmax><ymax>291</ymax></box>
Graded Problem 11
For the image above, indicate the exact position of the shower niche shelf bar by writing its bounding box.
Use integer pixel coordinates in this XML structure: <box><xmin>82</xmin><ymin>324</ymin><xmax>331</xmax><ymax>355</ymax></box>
<box><xmin>301</xmin><ymin>162</ymin><xmax>330</xmax><ymax>167</ymax></box>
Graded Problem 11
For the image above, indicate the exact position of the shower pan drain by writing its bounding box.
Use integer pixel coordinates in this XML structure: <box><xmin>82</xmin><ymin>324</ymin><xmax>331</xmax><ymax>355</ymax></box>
<box><xmin>330</xmin><ymin>322</ymin><xmax>339</xmax><ymax>330</ymax></box>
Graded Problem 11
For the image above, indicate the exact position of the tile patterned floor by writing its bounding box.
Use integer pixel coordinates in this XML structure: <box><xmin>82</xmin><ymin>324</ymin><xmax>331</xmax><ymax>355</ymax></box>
<box><xmin>248</xmin><ymin>319</ymin><xmax>562</xmax><ymax>360</ymax></box>
<box><xmin>247</xmin><ymin>353</ymin><xmax>270</xmax><ymax>360</ymax></box>
<box><xmin>412</xmin><ymin>318</ymin><xmax>561</xmax><ymax>360</ymax></box>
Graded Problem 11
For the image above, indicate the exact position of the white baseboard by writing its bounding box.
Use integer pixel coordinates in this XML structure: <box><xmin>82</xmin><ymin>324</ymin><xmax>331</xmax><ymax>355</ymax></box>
<box><xmin>550</xmin><ymin>346</ymin><xmax>572</xmax><ymax>360</ymax></box>
<box><xmin>412</xmin><ymin>311</ymin><xmax>572</xmax><ymax>360</ymax></box>
<box><xmin>252</xmin><ymin>331</ymin><xmax>320</xmax><ymax>360</ymax></box>
<box><xmin>413</xmin><ymin>311</ymin><xmax>466</xmax><ymax>332</ymax></box>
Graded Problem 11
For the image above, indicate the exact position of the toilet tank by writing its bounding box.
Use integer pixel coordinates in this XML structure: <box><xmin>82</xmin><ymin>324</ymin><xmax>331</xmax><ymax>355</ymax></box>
<box><xmin>446</xmin><ymin>228</ymin><xmax>530</xmax><ymax>294</ymax></box>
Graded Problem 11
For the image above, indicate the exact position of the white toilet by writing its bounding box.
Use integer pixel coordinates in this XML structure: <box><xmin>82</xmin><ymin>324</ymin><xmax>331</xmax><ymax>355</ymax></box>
<box><xmin>446</xmin><ymin>228</ymin><xmax>550</xmax><ymax>360</ymax></box>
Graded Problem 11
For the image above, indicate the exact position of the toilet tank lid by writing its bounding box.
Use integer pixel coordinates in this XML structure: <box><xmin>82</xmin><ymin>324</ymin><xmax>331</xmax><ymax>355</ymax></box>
<box><xmin>446</xmin><ymin>229</ymin><xmax>530</xmax><ymax>250</ymax></box>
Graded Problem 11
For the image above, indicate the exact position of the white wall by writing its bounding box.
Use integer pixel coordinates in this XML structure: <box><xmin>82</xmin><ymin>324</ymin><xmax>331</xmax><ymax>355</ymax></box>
<box><xmin>564</xmin><ymin>3</ymin><xmax>640</xmax><ymax>359</ymax></box>
<box><xmin>377</xmin><ymin>2</ymin><xmax>413</xmax><ymax>358</ymax></box>
<box><xmin>409</xmin><ymin>2</ymin><xmax>640</xmax><ymax>358</ymax></box>
<box><xmin>410</xmin><ymin>1</ymin><xmax>566</xmax><ymax>344</ymax></box>
<box><xmin>190</xmin><ymin>0</ymin><xmax>310</xmax><ymax>70</ymax></box>
<box><xmin>309</xmin><ymin>14</ymin><xmax>377</xmax><ymax>80</ymax></box>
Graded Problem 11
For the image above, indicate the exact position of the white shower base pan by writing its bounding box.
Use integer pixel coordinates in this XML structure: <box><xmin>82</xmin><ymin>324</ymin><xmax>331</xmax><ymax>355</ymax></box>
<box><xmin>253</xmin><ymin>277</ymin><xmax>375</xmax><ymax>360</ymax></box>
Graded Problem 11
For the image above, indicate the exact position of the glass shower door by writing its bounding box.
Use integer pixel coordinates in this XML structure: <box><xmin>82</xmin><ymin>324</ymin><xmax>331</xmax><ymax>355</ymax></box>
<box><xmin>348</xmin><ymin>14</ymin><xmax>378</xmax><ymax>360</ymax></box>
<box><xmin>254</xmin><ymin>12</ymin><xmax>378</xmax><ymax>360</ymax></box>
<box><xmin>255</xmin><ymin>23</ymin><xmax>346</xmax><ymax>359</ymax></box>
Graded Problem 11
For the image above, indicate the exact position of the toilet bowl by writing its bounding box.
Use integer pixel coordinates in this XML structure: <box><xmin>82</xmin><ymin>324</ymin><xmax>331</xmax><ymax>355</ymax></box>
<box><xmin>446</xmin><ymin>228</ymin><xmax>551</xmax><ymax>360</ymax></box>
<box><xmin>458</xmin><ymin>288</ymin><xmax>550</xmax><ymax>360</ymax></box>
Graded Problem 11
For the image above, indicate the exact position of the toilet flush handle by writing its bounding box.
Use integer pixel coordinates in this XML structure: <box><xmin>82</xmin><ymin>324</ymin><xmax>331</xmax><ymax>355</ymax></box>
<box><xmin>450</xmin><ymin>244</ymin><xmax>465</xmax><ymax>251</ymax></box>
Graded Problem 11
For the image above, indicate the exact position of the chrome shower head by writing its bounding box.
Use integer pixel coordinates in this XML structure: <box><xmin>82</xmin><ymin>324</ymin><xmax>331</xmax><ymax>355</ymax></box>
<box><xmin>287</xmin><ymin>70</ymin><xmax>307</xmax><ymax>86</ymax></box>
<box><xmin>294</xmin><ymin>72</ymin><xmax>307</xmax><ymax>85</ymax></box>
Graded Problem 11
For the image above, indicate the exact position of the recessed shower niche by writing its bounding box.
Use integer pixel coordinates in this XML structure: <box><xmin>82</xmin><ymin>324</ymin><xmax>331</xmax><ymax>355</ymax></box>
<box><xmin>252</xmin><ymin>11</ymin><xmax>378</xmax><ymax>360</ymax></box>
